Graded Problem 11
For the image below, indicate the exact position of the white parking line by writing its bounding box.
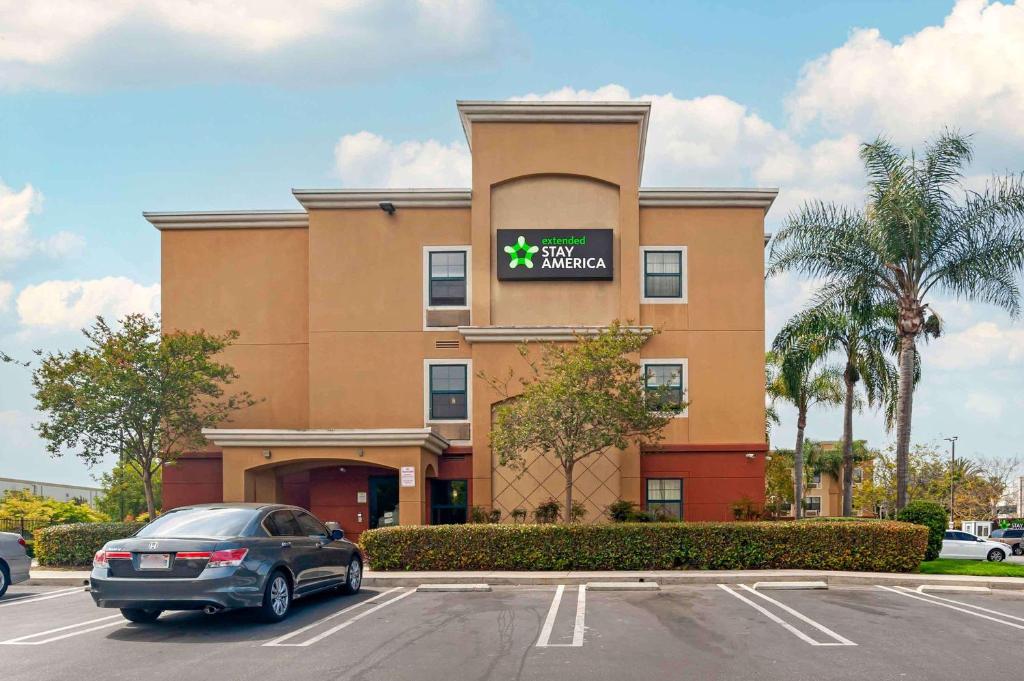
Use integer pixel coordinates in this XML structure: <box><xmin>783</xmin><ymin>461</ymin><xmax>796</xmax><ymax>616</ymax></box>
<box><xmin>878</xmin><ymin>585</ymin><xmax>1024</xmax><ymax>630</ymax></box>
<box><xmin>0</xmin><ymin>615</ymin><xmax>123</xmax><ymax>645</ymax></box>
<box><xmin>717</xmin><ymin>585</ymin><xmax>854</xmax><ymax>647</ymax></box>
<box><xmin>0</xmin><ymin>587</ymin><xmax>86</xmax><ymax>609</ymax></box>
<box><xmin>536</xmin><ymin>584</ymin><xmax>585</xmax><ymax>648</ymax></box>
<box><xmin>263</xmin><ymin>588</ymin><xmax>414</xmax><ymax>647</ymax></box>
<box><xmin>738</xmin><ymin>585</ymin><xmax>856</xmax><ymax>646</ymax></box>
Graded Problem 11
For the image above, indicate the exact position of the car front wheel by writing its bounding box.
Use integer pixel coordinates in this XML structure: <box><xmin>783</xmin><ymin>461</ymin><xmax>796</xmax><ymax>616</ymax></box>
<box><xmin>0</xmin><ymin>562</ymin><xmax>9</xmax><ymax>598</ymax></box>
<box><xmin>340</xmin><ymin>556</ymin><xmax>362</xmax><ymax>595</ymax></box>
<box><xmin>987</xmin><ymin>548</ymin><xmax>1006</xmax><ymax>562</ymax></box>
<box><xmin>120</xmin><ymin>608</ymin><xmax>162</xmax><ymax>623</ymax></box>
<box><xmin>257</xmin><ymin>570</ymin><xmax>292</xmax><ymax>622</ymax></box>
<box><xmin>1013</xmin><ymin>545</ymin><xmax>1023</xmax><ymax>556</ymax></box>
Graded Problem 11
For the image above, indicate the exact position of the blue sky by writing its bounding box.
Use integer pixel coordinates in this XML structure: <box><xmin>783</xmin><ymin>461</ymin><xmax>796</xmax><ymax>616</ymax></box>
<box><xmin>1</xmin><ymin>0</ymin><xmax>1022</xmax><ymax>487</ymax></box>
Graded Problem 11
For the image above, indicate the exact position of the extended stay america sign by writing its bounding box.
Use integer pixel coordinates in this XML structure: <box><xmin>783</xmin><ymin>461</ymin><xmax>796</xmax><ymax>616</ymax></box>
<box><xmin>496</xmin><ymin>229</ymin><xmax>614</xmax><ymax>281</ymax></box>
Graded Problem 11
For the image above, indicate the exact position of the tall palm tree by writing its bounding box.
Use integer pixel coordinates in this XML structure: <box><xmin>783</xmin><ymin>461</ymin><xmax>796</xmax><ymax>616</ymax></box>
<box><xmin>766</xmin><ymin>350</ymin><xmax>843</xmax><ymax>518</ymax></box>
<box><xmin>768</xmin><ymin>131</ymin><xmax>1024</xmax><ymax>510</ymax></box>
<box><xmin>772</xmin><ymin>298</ymin><xmax>900</xmax><ymax>516</ymax></box>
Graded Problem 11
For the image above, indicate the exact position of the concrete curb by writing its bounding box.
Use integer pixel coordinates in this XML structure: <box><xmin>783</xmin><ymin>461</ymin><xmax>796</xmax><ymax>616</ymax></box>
<box><xmin>753</xmin><ymin>581</ymin><xmax>827</xmax><ymax>590</ymax></box>
<box><xmin>586</xmin><ymin>582</ymin><xmax>660</xmax><ymax>591</ymax></box>
<box><xmin>25</xmin><ymin>571</ymin><xmax>90</xmax><ymax>587</ymax></box>
<box><xmin>416</xmin><ymin>584</ymin><xmax>491</xmax><ymax>592</ymax></box>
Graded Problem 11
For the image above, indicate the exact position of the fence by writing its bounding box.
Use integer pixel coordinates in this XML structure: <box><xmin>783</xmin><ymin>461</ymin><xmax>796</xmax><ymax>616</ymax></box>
<box><xmin>0</xmin><ymin>517</ymin><xmax>54</xmax><ymax>538</ymax></box>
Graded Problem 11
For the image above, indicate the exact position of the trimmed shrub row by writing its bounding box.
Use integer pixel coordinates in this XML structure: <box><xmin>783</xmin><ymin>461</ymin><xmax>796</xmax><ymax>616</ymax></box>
<box><xmin>35</xmin><ymin>522</ymin><xmax>146</xmax><ymax>567</ymax></box>
<box><xmin>361</xmin><ymin>520</ymin><xmax>928</xmax><ymax>573</ymax></box>
<box><xmin>897</xmin><ymin>500</ymin><xmax>948</xmax><ymax>561</ymax></box>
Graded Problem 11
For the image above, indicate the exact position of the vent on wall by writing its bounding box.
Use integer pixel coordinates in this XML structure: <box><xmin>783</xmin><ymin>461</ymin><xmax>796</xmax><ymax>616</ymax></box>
<box><xmin>434</xmin><ymin>339</ymin><xmax>460</xmax><ymax>349</ymax></box>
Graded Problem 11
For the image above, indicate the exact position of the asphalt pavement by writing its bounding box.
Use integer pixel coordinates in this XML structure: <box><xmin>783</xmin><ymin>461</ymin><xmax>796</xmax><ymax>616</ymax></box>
<box><xmin>2</xmin><ymin>580</ymin><xmax>1023</xmax><ymax>680</ymax></box>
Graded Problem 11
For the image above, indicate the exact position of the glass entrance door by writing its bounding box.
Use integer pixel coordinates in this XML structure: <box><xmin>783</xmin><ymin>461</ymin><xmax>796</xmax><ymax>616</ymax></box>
<box><xmin>368</xmin><ymin>476</ymin><xmax>399</xmax><ymax>528</ymax></box>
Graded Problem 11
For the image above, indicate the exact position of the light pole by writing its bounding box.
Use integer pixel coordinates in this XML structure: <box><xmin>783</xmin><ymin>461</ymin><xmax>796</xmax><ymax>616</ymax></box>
<box><xmin>944</xmin><ymin>436</ymin><xmax>958</xmax><ymax>529</ymax></box>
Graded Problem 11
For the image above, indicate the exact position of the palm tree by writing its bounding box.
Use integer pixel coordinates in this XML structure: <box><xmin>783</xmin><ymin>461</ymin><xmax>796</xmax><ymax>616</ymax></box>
<box><xmin>768</xmin><ymin>131</ymin><xmax>1024</xmax><ymax>510</ymax></box>
<box><xmin>772</xmin><ymin>298</ymin><xmax>899</xmax><ymax>516</ymax></box>
<box><xmin>766</xmin><ymin>350</ymin><xmax>843</xmax><ymax>518</ymax></box>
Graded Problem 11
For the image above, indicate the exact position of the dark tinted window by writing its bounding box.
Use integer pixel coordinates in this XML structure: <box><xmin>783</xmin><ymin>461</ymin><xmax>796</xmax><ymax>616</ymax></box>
<box><xmin>1007</xmin><ymin>530</ymin><xmax>1024</xmax><ymax>538</ymax></box>
<box><xmin>430</xmin><ymin>364</ymin><xmax>468</xmax><ymax>420</ymax></box>
<box><xmin>944</xmin><ymin>531</ymin><xmax>956</xmax><ymax>540</ymax></box>
<box><xmin>135</xmin><ymin>508</ymin><xmax>256</xmax><ymax>538</ymax></box>
<box><xmin>265</xmin><ymin>510</ymin><xmax>303</xmax><ymax>537</ymax></box>
<box><xmin>295</xmin><ymin>512</ymin><xmax>328</xmax><ymax>537</ymax></box>
<box><xmin>955</xmin><ymin>532</ymin><xmax>976</xmax><ymax>541</ymax></box>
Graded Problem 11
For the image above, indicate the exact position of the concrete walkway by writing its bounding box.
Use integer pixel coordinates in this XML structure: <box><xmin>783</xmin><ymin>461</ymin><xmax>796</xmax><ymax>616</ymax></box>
<box><xmin>26</xmin><ymin>568</ymin><xmax>1024</xmax><ymax>590</ymax></box>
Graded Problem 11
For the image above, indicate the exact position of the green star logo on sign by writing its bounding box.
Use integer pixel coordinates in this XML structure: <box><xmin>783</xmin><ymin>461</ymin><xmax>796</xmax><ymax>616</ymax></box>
<box><xmin>504</xmin><ymin>235</ymin><xmax>539</xmax><ymax>269</ymax></box>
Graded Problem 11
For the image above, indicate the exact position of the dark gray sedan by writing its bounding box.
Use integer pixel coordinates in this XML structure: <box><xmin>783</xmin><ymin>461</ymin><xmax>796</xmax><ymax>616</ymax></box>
<box><xmin>90</xmin><ymin>503</ymin><xmax>362</xmax><ymax>623</ymax></box>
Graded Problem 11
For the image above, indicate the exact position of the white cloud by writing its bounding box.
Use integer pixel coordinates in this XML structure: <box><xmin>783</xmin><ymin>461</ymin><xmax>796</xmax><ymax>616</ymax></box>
<box><xmin>334</xmin><ymin>132</ymin><xmax>471</xmax><ymax>188</ymax></box>
<box><xmin>0</xmin><ymin>0</ymin><xmax>502</xmax><ymax>90</ymax></box>
<box><xmin>965</xmin><ymin>391</ymin><xmax>1005</xmax><ymax>419</ymax></box>
<box><xmin>925</xmin><ymin>321</ymin><xmax>1024</xmax><ymax>369</ymax></box>
<box><xmin>788</xmin><ymin>0</ymin><xmax>1024</xmax><ymax>151</ymax></box>
<box><xmin>0</xmin><ymin>281</ymin><xmax>12</xmax><ymax>312</ymax></box>
<box><xmin>0</xmin><ymin>179</ymin><xmax>85</xmax><ymax>269</ymax></box>
<box><xmin>16</xmin><ymin>277</ymin><xmax>160</xmax><ymax>331</ymax></box>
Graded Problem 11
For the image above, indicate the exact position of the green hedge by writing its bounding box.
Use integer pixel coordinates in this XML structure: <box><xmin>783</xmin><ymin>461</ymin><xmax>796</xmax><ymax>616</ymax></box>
<box><xmin>897</xmin><ymin>500</ymin><xmax>948</xmax><ymax>561</ymax></box>
<box><xmin>35</xmin><ymin>522</ymin><xmax>146</xmax><ymax>567</ymax></box>
<box><xmin>361</xmin><ymin>520</ymin><xmax>928</xmax><ymax>573</ymax></box>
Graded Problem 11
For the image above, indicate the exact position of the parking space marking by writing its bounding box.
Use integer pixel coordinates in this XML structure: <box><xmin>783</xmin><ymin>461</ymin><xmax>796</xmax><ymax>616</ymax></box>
<box><xmin>536</xmin><ymin>584</ymin><xmax>585</xmax><ymax>648</ymax></box>
<box><xmin>878</xmin><ymin>585</ymin><xmax>1024</xmax><ymax>630</ymax></box>
<box><xmin>0</xmin><ymin>615</ymin><xmax>123</xmax><ymax>646</ymax></box>
<box><xmin>737</xmin><ymin>585</ymin><xmax>855</xmax><ymax>646</ymax></box>
<box><xmin>717</xmin><ymin>585</ymin><xmax>853</xmax><ymax>647</ymax></box>
<box><xmin>0</xmin><ymin>587</ymin><xmax>86</xmax><ymax>609</ymax></box>
<box><xmin>263</xmin><ymin>588</ymin><xmax>414</xmax><ymax>647</ymax></box>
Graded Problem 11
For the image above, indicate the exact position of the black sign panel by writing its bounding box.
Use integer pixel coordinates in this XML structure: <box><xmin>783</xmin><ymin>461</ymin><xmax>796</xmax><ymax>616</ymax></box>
<box><xmin>496</xmin><ymin>229</ymin><xmax>614</xmax><ymax>281</ymax></box>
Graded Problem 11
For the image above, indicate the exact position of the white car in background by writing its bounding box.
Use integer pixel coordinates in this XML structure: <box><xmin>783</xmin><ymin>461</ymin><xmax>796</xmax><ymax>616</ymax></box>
<box><xmin>940</xmin><ymin>530</ymin><xmax>1009</xmax><ymax>561</ymax></box>
<box><xmin>0</xmin><ymin>531</ymin><xmax>31</xmax><ymax>597</ymax></box>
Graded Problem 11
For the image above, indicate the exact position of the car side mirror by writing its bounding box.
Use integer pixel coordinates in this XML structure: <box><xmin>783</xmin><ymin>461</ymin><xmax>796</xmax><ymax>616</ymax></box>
<box><xmin>331</xmin><ymin>528</ymin><xmax>345</xmax><ymax>541</ymax></box>
<box><xmin>978</xmin><ymin>538</ymin><xmax>986</xmax><ymax>542</ymax></box>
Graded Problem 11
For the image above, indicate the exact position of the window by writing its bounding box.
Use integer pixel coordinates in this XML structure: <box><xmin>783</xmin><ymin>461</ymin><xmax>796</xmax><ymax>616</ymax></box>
<box><xmin>264</xmin><ymin>510</ymin><xmax>303</xmax><ymax>537</ymax></box>
<box><xmin>853</xmin><ymin>467</ymin><xmax>864</xmax><ymax>484</ymax></box>
<box><xmin>646</xmin><ymin>478</ymin><xmax>683</xmax><ymax>519</ymax></box>
<box><xmin>431</xmin><ymin>479</ymin><xmax>468</xmax><ymax>525</ymax></box>
<box><xmin>429</xmin><ymin>364</ymin><xmax>468</xmax><ymax>420</ymax></box>
<box><xmin>295</xmin><ymin>511</ymin><xmax>328</xmax><ymax>538</ymax></box>
<box><xmin>642</xmin><ymin>360</ymin><xmax>686</xmax><ymax>414</ymax></box>
<box><xmin>134</xmin><ymin>507</ymin><xmax>257</xmax><ymax>538</ymax></box>
<box><xmin>428</xmin><ymin>251</ymin><xmax>467</xmax><ymax>307</ymax></box>
<box><xmin>641</xmin><ymin>247</ymin><xmax>686</xmax><ymax>303</ymax></box>
<box><xmin>809</xmin><ymin>472</ymin><xmax>822</xmax><ymax>488</ymax></box>
<box><xmin>805</xmin><ymin>496</ymin><xmax>822</xmax><ymax>513</ymax></box>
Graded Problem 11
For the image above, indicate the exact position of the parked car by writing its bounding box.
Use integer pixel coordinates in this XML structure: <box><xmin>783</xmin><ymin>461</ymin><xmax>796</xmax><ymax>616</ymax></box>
<box><xmin>940</xmin><ymin>530</ymin><xmax>1009</xmax><ymax>561</ymax></box>
<box><xmin>89</xmin><ymin>503</ymin><xmax>362</xmax><ymax>623</ymax></box>
<box><xmin>0</xmin><ymin>531</ymin><xmax>32</xmax><ymax>597</ymax></box>
<box><xmin>989</xmin><ymin>528</ymin><xmax>1024</xmax><ymax>556</ymax></box>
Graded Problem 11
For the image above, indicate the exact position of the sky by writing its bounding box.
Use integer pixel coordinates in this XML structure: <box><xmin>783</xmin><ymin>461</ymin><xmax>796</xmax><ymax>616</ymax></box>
<box><xmin>1</xmin><ymin>0</ymin><xmax>1022</xmax><ymax>487</ymax></box>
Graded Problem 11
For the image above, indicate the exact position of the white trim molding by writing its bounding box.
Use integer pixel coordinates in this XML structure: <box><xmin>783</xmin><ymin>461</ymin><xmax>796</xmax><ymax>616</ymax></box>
<box><xmin>423</xmin><ymin>359</ymin><xmax>473</xmax><ymax>427</ymax></box>
<box><xmin>640</xmin><ymin>358</ymin><xmax>689</xmax><ymax>418</ymax></box>
<box><xmin>292</xmin><ymin>188</ymin><xmax>471</xmax><ymax>210</ymax></box>
<box><xmin>458</xmin><ymin>325</ymin><xmax>654</xmax><ymax>343</ymax></box>
<box><xmin>201</xmin><ymin>428</ymin><xmax>450</xmax><ymax>455</ymax></box>
<box><xmin>639</xmin><ymin>188</ymin><xmax>778</xmax><ymax>213</ymax></box>
<box><xmin>457</xmin><ymin>100</ymin><xmax>651</xmax><ymax>182</ymax></box>
<box><xmin>640</xmin><ymin>245</ymin><xmax>688</xmax><ymax>305</ymax></box>
<box><xmin>143</xmin><ymin>211</ymin><xmax>308</xmax><ymax>231</ymax></box>
<box><xmin>423</xmin><ymin>245</ymin><xmax>472</xmax><ymax>331</ymax></box>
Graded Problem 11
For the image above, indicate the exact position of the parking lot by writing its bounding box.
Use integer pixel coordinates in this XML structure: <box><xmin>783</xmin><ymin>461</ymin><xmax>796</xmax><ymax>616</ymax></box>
<box><xmin>2</xmin><ymin>581</ymin><xmax>1024</xmax><ymax>680</ymax></box>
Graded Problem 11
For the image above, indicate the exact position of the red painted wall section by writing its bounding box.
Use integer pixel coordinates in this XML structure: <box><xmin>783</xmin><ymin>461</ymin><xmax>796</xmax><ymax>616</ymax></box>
<box><xmin>641</xmin><ymin>451</ymin><xmax>767</xmax><ymax>521</ymax></box>
<box><xmin>161</xmin><ymin>452</ymin><xmax>224</xmax><ymax>511</ymax></box>
<box><xmin>307</xmin><ymin>464</ymin><xmax>395</xmax><ymax>541</ymax></box>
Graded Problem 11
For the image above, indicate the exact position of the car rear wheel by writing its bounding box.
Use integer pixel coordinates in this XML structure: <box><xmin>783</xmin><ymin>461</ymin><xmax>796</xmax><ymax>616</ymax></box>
<box><xmin>987</xmin><ymin>548</ymin><xmax>1006</xmax><ymax>562</ymax></box>
<box><xmin>120</xmin><ymin>608</ymin><xmax>162</xmax><ymax>623</ymax></box>
<box><xmin>1013</xmin><ymin>544</ymin><xmax>1023</xmax><ymax>556</ymax></box>
<box><xmin>0</xmin><ymin>562</ymin><xmax>9</xmax><ymax>598</ymax></box>
<box><xmin>340</xmin><ymin>556</ymin><xmax>362</xmax><ymax>595</ymax></box>
<box><xmin>257</xmin><ymin>570</ymin><xmax>291</xmax><ymax>622</ymax></box>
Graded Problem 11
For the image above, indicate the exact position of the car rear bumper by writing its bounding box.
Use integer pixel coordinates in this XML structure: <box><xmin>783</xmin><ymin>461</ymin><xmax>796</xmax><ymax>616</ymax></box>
<box><xmin>7</xmin><ymin>555</ymin><xmax>31</xmax><ymax>584</ymax></box>
<box><xmin>90</xmin><ymin>568</ymin><xmax>264</xmax><ymax>610</ymax></box>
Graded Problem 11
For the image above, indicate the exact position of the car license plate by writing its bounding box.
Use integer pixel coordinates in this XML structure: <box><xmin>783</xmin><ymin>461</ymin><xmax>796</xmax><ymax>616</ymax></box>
<box><xmin>139</xmin><ymin>553</ymin><xmax>170</xmax><ymax>569</ymax></box>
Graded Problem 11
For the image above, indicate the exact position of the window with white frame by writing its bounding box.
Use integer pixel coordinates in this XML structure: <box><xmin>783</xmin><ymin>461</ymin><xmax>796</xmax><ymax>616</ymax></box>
<box><xmin>805</xmin><ymin>496</ymin><xmax>822</xmax><ymax>513</ymax></box>
<box><xmin>640</xmin><ymin>246</ymin><xmax>687</xmax><ymax>303</ymax></box>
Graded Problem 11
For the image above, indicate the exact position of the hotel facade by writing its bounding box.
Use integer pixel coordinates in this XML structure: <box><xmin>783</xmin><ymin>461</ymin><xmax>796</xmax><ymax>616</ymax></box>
<box><xmin>153</xmin><ymin>101</ymin><xmax>775</xmax><ymax>535</ymax></box>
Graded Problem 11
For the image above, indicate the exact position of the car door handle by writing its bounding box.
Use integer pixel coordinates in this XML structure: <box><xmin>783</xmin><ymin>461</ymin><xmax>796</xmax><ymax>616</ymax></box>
<box><xmin>280</xmin><ymin>541</ymin><xmax>292</xmax><ymax>548</ymax></box>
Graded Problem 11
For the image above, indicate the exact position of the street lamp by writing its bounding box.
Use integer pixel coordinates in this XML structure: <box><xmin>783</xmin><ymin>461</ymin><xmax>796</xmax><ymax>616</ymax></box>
<box><xmin>944</xmin><ymin>436</ymin><xmax>958</xmax><ymax>529</ymax></box>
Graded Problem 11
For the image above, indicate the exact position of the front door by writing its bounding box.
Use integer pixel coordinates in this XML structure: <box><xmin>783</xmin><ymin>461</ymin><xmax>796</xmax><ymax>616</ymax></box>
<box><xmin>369</xmin><ymin>476</ymin><xmax>399</xmax><ymax>529</ymax></box>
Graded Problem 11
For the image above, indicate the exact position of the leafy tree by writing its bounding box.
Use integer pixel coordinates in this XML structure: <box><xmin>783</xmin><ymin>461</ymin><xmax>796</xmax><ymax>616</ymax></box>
<box><xmin>773</xmin><ymin>298</ymin><xmax>899</xmax><ymax>516</ymax></box>
<box><xmin>95</xmin><ymin>459</ymin><xmax>162</xmax><ymax>521</ymax></box>
<box><xmin>765</xmin><ymin>350</ymin><xmax>843</xmax><ymax>518</ymax></box>
<box><xmin>764</xmin><ymin>449</ymin><xmax>795</xmax><ymax>518</ymax></box>
<box><xmin>11</xmin><ymin>314</ymin><xmax>257</xmax><ymax>518</ymax></box>
<box><xmin>482</xmin><ymin>322</ymin><xmax>679</xmax><ymax>524</ymax></box>
<box><xmin>769</xmin><ymin>131</ymin><xmax>1024</xmax><ymax>510</ymax></box>
<box><xmin>0</xmin><ymin>489</ymin><xmax>108</xmax><ymax>523</ymax></box>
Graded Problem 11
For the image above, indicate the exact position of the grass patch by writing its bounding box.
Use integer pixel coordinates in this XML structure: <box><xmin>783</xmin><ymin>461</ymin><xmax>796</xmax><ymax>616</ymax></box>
<box><xmin>919</xmin><ymin>559</ymin><xmax>1024</xmax><ymax>577</ymax></box>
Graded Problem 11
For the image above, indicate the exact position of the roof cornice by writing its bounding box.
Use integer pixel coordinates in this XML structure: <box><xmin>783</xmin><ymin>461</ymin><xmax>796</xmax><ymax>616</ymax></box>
<box><xmin>201</xmin><ymin>428</ymin><xmax>450</xmax><ymax>455</ymax></box>
<box><xmin>457</xmin><ymin>100</ymin><xmax>651</xmax><ymax>182</ymax></box>
<box><xmin>144</xmin><ymin>211</ymin><xmax>308</xmax><ymax>231</ymax></box>
<box><xmin>458</xmin><ymin>325</ymin><xmax>655</xmax><ymax>344</ymax></box>
<box><xmin>292</xmin><ymin>188</ymin><xmax>471</xmax><ymax>210</ymax></box>
<box><xmin>639</xmin><ymin>188</ymin><xmax>778</xmax><ymax>213</ymax></box>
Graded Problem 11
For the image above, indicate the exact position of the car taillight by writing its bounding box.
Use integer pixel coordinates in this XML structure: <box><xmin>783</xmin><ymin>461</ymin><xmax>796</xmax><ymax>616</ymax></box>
<box><xmin>207</xmin><ymin>548</ymin><xmax>248</xmax><ymax>568</ymax></box>
<box><xmin>93</xmin><ymin>550</ymin><xmax>131</xmax><ymax>568</ymax></box>
<box><xmin>18</xmin><ymin>537</ymin><xmax>26</xmax><ymax>547</ymax></box>
<box><xmin>175</xmin><ymin>552</ymin><xmax>212</xmax><ymax>561</ymax></box>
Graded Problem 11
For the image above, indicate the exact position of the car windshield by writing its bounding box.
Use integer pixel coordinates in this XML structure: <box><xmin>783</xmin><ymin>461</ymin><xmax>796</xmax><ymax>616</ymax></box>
<box><xmin>135</xmin><ymin>508</ymin><xmax>256</xmax><ymax>538</ymax></box>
